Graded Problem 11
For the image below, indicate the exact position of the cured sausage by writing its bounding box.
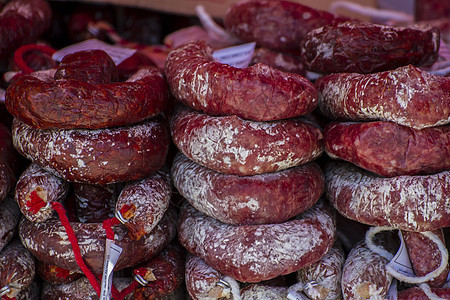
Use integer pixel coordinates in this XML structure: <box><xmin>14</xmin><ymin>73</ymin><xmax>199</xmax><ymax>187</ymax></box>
<box><xmin>165</xmin><ymin>40</ymin><xmax>317</xmax><ymax>122</ymax></box>
<box><xmin>0</xmin><ymin>123</ymin><xmax>18</xmax><ymax>203</ymax></box>
<box><xmin>6</xmin><ymin>51</ymin><xmax>168</xmax><ymax>130</ymax></box>
<box><xmin>133</xmin><ymin>243</ymin><xmax>186</xmax><ymax>300</ymax></box>
<box><xmin>178</xmin><ymin>200</ymin><xmax>336</xmax><ymax>283</ymax></box>
<box><xmin>316</xmin><ymin>64</ymin><xmax>450</xmax><ymax>130</ymax></box>
<box><xmin>19</xmin><ymin>206</ymin><xmax>177</xmax><ymax>274</ymax></box>
<box><xmin>53</xmin><ymin>49</ymin><xmax>117</xmax><ymax>83</ymax></box>
<box><xmin>295</xmin><ymin>244</ymin><xmax>344</xmax><ymax>300</ymax></box>
<box><xmin>0</xmin><ymin>239</ymin><xmax>36</xmax><ymax>299</ymax></box>
<box><xmin>324</xmin><ymin>121</ymin><xmax>450</xmax><ymax>177</ymax></box>
<box><xmin>41</xmin><ymin>276</ymin><xmax>134</xmax><ymax>300</ymax></box>
<box><xmin>402</xmin><ymin>230</ymin><xmax>449</xmax><ymax>288</ymax></box>
<box><xmin>172</xmin><ymin>152</ymin><xmax>324</xmax><ymax>225</ymax></box>
<box><xmin>36</xmin><ymin>260</ymin><xmax>83</xmax><ymax>284</ymax></box>
<box><xmin>0</xmin><ymin>197</ymin><xmax>21</xmax><ymax>253</ymax></box>
<box><xmin>397</xmin><ymin>287</ymin><xmax>450</xmax><ymax>299</ymax></box>
<box><xmin>185</xmin><ymin>254</ymin><xmax>241</xmax><ymax>300</ymax></box>
<box><xmin>115</xmin><ymin>167</ymin><xmax>172</xmax><ymax>240</ymax></box>
<box><xmin>15</xmin><ymin>163</ymin><xmax>69</xmax><ymax>223</ymax></box>
<box><xmin>250</xmin><ymin>47</ymin><xmax>305</xmax><ymax>75</ymax></box>
<box><xmin>170</xmin><ymin>105</ymin><xmax>323</xmax><ymax>176</ymax></box>
<box><xmin>341</xmin><ymin>240</ymin><xmax>392</xmax><ymax>299</ymax></box>
<box><xmin>224</xmin><ymin>0</ymin><xmax>349</xmax><ymax>51</ymax></box>
<box><xmin>301</xmin><ymin>21</ymin><xmax>439</xmax><ymax>74</ymax></box>
<box><xmin>12</xmin><ymin>117</ymin><xmax>170</xmax><ymax>185</ymax></box>
<box><xmin>324</xmin><ymin>161</ymin><xmax>450</xmax><ymax>232</ymax></box>
<box><xmin>241</xmin><ymin>284</ymin><xmax>287</xmax><ymax>299</ymax></box>
<box><xmin>0</xmin><ymin>0</ymin><xmax>52</xmax><ymax>60</ymax></box>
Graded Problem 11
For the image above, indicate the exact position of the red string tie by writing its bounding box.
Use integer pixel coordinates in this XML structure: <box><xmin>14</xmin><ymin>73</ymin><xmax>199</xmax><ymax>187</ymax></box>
<box><xmin>26</xmin><ymin>190</ymin><xmax>50</xmax><ymax>214</ymax></box>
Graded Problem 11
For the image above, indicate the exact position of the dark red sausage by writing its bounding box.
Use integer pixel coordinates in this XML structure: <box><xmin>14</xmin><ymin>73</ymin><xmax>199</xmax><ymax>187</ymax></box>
<box><xmin>165</xmin><ymin>40</ymin><xmax>317</xmax><ymax>122</ymax></box>
<box><xmin>301</xmin><ymin>21</ymin><xmax>439</xmax><ymax>74</ymax></box>
<box><xmin>224</xmin><ymin>0</ymin><xmax>350</xmax><ymax>51</ymax></box>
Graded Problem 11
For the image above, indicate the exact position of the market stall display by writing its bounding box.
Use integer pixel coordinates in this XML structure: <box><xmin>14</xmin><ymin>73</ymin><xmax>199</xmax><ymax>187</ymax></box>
<box><xmin>0</xmin><ymin>0</ymin><xmax>448</xmax><ymax>298</ymax></box>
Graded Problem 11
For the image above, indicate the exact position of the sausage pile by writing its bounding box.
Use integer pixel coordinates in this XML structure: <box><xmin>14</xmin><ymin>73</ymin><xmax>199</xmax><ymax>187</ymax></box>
<box><xmin>0</xmin><ymin>0</ymin><xmax>449</xmax><ymax>299</ymax></box>
<box><xmin>0</xmin><ymin>0</ymin><xmax>184</xmax><ymax>295</ymax></box>
<box><xmin>165</xmin><ymin>35</ymin><xmax>338</xmax><ymax>296</ymax></box>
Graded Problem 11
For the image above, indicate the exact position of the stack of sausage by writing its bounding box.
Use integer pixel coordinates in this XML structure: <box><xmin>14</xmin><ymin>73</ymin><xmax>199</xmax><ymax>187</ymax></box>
<box><xmin>163</xmin><ymin>2</ymin><xmax>353</xmax><ymax>296</ymax></box>
<box><xmin>213</xmin><ymin>0</ymin><xmax>449</xmax><ymax>299</ymax></box>
<box><xmin>2</xmin><ymin>48</ymin><xmax>186</xmax><ymax>299</ymax></box>
<box><xmin>293</xmin><ymin>4</ymin><xmax>449</xmax><ymax>300</ymax></box>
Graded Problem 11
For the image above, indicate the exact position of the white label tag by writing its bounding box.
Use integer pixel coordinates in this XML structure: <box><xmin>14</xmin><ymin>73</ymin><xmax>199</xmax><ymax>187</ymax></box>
<box><xmin>287</xmin><ymin>291</ymin><xmax>310</xmax><ymax>300</ymax></box>
<box><xmin>52</xmin><ymin>39</ymin><xmax>136</xmax><ymax>65</ymax></box>
<box><xmin>100</xmin><ymin>239</ymin><xmax>123</xmax><ymax>300</ymax></box>
<box><xmin>385</xmin><ymin>278</ymin><xmax>398</xmax><ymax>300</ymax></box>
<box><xmin>212</xmin><ymin>42</ymin><xmax>256</xmax><ymax>68</ymax></box>
<box><xmin>386</xmin><ymin>231</ymin><xmax>414</xmax><ymax>276</ymax></box>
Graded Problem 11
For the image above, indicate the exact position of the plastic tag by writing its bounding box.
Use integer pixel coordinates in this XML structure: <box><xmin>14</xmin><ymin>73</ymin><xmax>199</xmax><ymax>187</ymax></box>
<box><xmin>212</xmin><ymin>42</ymin><xmax>256</xmax><ymax>68</ymax></box>
<box><xmin>385</xmin><ymin>278</ymin><xmax>398</xmax><ymax>300</ymax></box>
<box><xmin>100</xmin><ymin>239</ymin><xmax>123</xmax><ymax>300</ymax></box>
<box><xmin>287</xmin><ymin>291</ymin><xmax>310</xmax><ymax>300</ymax></box>
<box><xmin>386</xmin><ymin>231</ymin><xmax>414</xmax><ymax>276</ymax></box>
<box><xmin>52</xmin><ymin>39</ymin><xmax>136</xmax><ymax>65</ymax></box>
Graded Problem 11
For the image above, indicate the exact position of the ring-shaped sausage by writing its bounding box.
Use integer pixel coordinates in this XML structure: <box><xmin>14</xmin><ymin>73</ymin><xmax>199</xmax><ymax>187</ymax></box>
<box><xmin>178</xmin><ymin>200</ymin><xmax>336</xmax><ymax>283</ymax></box>
<box><xmin>6</xmin><ymin>50</ymin><xmax>168</xmax><ymax>129</ymax></box>
<box><xmin>165</xmin><ymin>40</ymin><xmax>317</xmax><ymax>122</ymax></box>
<box><xmin>12</xmin><ymin>117</ymin><xmax>170</xmax><ymax>185</ymax></box>
<box><xmin>170</xmin><ymin>105</ymin><xmax>323</xmax><ymax>175</ymax></box>
<box><xmin>316</xmin><ymin>65</ymin><xmax>449</xmax><ymax>130</ymax></box>
<box><xmin>324</xmin><ymin>121</ymin><xmax>450</xmax><ymax>177</ymax></box>
<box><xmin>301</xmin><ymin>21</ymin><xmax>439</xmax><ymax>74</ymax></box>
<box><xmin>172</xmin><ymin>152</ymin><xmax>324</xmax><ymax>225</ymax></box>
<box><xmin>324</xmin><ymin>161</ymin><xmax>450</xmax><ymax>232</ymax></box>
<box><xmin>19</xmin><ymin>207</ymin><xmax>177</xmax><ymax>274</ymax></box>
<box><xmin>224</xmin><ymin>0</ymin><xmax>349</xmax><ymax>51</ymax></box>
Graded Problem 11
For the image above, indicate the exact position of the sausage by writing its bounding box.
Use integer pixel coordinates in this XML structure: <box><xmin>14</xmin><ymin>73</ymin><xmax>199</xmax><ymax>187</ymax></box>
<box><xmin>36</xmin><ymin>260</ymin><xmax>83</xmax><ymax>284</ymax></box>
<box><xmin>41</xmin><ymin>276</ymin><xmax>134</xmax><ymax>300</ymax></box>
<box><xmin>324</xmin><ymin>161</ymin><xmax>450</xmax><ymax>232</ymax></box>
<box><xmin>0</xmin><ymin>197</ymin><xmax>21</xmax><ymax>252</ymax></box>
<box><xmin>19</xmin><ymin>206</ymin><xmax>177</xmax><ymax>274</ymax></box>
<box><xmin>12</xmin><ymin>116</ymin><xmax>170</xmax><ymax>185</ymax></box>
<box><xmin>241</xmin><ymin>284</ymin><xmax>287</xmax><ymax>300</ymax></box>
<box><xmin>295</xmin><ymin>244</ymin><xmax>345</xmax><ymax>300</ymax></box>
<box><xmin>170</xmin><ymin>104</ymin><xmax>324</xmax><ymax>176</ymax></box>
<box><xmin>0</xmin><ymin>0</ymin><xmax>52</xmax><ymax>60</ymax></box>
<box><xmin>165</xmin><ymin>40</ymin><xmax>317</xmax><ymax>122</ymax></box>
<box><xmin>172</xmin><ymin>152</ymin><xmax>324</xmax><ymax>225</ymax></box>
<box><xmin>178</xmin><ymin>200</ymin><xmax>336</xmax><ymax>283</ymax></box>
<box><xmin>185</xmin><ymin>254</ymin><xmax>241</xmax><ymax>300</ymax></box>
<box><xmin>6</xmin><ymin>51</ymin><xmax>168</xmax><ymax>129</ymax></box>
<box><xmin>115</xmin><ymin>167</ymin><xmax>172</xmax><ymax>241</ymax></box>
<box><xmin>324</xmin><ymin>121</ymin><xmax>450</xmax><ymax>177</ymax></box>
<box><xmin>402</xmin><ymin>230</ymin><xmax>450</xmax><ymax>288</ymax></box>
<box><xmin>0</xmin><ymin>239</ymin><xmax>36</xmax><ymax>299</ymax></box>
<box><xmin>133</xmin><ymin>243</ymin><xmax>186</xmax><ymax>300</ymax></box>
<box><xmin>224</xmin><ymin>0</ymin><xmax>350</xmax><ymax>51</ymax></box>
<box><xmin>250</xmin><ymin>47</ymin><xmax>305</xmax><ymax>75</ymax></box>
<box><xmin>341</xmin><ymin>240</ymin><xmax>392</xmax><ymax>299</ymax></box>
<box><xmin>301</xmin><ymin>21</ymin><xmax>439</xmax><ymax>74</ymax></box>
<box><xmin>397</xmin><ymin>287</ymin><xmax>450</xmax><ymax>299</ymax></box>
<box><xmin>316</xmin><ymin>64</ymin><xmax>450</xmax><ymax>130</ymax></box>
<box><xmin>15</xmin><ymin>163</ymin><xmax>69</xmax><ymax>223</ymax></box>
<box><xmin>54</xmin><ymin>49</ymin><xmax>118</xmax><ymax>84</ymax></box>
<box><xmin>0</xmin><ymin>123</ymin><xmax>19</xmax><ymax>203</ymax></box>
<box><xmin>73</xmin><ymin>182</ymin><xmax>119</xmax><ymax>223</ymax></box>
